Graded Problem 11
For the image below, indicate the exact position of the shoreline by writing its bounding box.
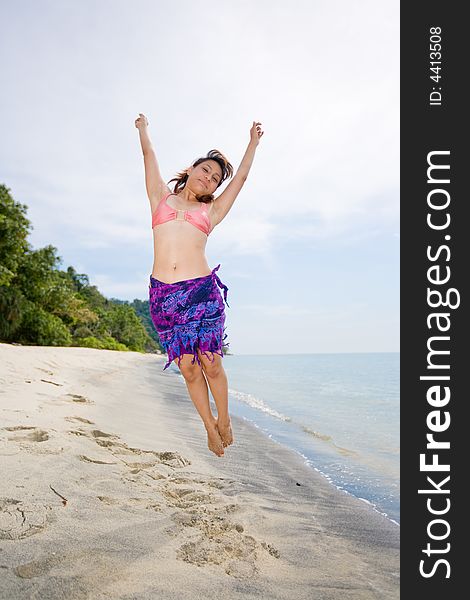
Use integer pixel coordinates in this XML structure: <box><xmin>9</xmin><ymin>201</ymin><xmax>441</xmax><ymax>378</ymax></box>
<box><xmin>171</xmin><ymin>365</ymin><xmax>401</xmax><ymax>528</ymax></box>
<box><xmin>0</xmin><ymin>343</ymin><xmax>399</xmax><ymax>599</ymax></box>
<box><xmin>235</xmin><ymin>418</ymin><xmax>401</xmax><ymax>528</ymax></box>
<box><xmin>217</xmin><ymin>353</ymin><xmax>400</xmax><ymax>525</ymax></box>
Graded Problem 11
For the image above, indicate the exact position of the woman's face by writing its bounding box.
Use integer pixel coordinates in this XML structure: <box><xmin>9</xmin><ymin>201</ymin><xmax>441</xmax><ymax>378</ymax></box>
<box><xmin>188</xmin><ymin>160</ymin><xmax>223</xmax><ymax>195</ymax></box>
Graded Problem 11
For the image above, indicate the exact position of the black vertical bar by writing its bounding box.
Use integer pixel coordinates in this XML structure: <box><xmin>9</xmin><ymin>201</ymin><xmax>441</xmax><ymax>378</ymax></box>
<box><xmin>401</xmin><ymin>2</ymin><xmax>465</xmax><ymax>596</ymax></box>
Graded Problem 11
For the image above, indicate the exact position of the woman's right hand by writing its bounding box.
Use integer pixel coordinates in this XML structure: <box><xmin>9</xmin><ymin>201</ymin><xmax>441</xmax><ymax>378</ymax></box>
<box><xmin>135</xmin><ymin>113</ymin><xmax>149</xmax><ymax>130</ymax></box>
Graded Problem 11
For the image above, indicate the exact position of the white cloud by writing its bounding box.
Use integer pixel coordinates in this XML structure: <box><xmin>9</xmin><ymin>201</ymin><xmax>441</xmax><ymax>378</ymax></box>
<box><xmin>1</xmin><ymin>0</ymin><xmax>398</xmax><ymax>256</ymax></box>
<box><xmin>90</xmin><ymin>272</ymin><xmax>150</xmax><ymax>300</ymax></box>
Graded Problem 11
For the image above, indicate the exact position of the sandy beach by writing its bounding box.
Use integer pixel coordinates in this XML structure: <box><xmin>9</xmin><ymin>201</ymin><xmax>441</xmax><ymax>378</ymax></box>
<box><xmin>0</xmin><ymin>343</ymin><xmax>399</xmax><ymax>599</ymax></box>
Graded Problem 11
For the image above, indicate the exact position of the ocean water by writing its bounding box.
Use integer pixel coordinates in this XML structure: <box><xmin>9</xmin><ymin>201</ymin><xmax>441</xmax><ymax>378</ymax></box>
<box><xmin>169</xmin><ymin>352</ymin><xmax>399</xmax><ymax>524</ymax></box>
<box><xmin>219</xmin><ymin>353</ymin><xmax>400</xmax><ymax>524</ymax></box>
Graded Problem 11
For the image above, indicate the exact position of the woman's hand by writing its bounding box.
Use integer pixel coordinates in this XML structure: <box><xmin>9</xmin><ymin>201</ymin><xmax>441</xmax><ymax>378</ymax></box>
<box><xmin>135</xmin><ymin>113</ymin><xmax>149</xmax><ymax>131</ymax></box>
<box><xmin>250</xmin><ymin>121</ymin><xmax>264</xmax><ymax>146</ymax></box>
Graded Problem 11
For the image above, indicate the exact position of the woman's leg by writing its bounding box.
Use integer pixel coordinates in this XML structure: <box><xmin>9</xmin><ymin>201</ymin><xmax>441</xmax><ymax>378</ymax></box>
<box><xmin>197</xmin><ymin>351</ymin><xmax>234</xmax><ymax>447</ymax></box>
<box><xmin>176</xmin><ymin>354</ymin><xmax>225</xmax><ymax>457</ymax></box>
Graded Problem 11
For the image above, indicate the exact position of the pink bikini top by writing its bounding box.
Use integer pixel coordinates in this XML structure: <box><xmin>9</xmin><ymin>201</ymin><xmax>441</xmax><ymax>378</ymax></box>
<box><xmin>152</xmin><ymin>192</ymin><xmax>212</xmax><ymax>236</ymax></box>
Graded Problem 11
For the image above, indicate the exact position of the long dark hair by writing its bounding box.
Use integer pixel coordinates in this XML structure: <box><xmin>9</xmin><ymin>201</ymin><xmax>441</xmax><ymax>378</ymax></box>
<box><xmin>168</xmin><ymin>149</ymin><xmax>234</xmax><ymax>204</ymax></box>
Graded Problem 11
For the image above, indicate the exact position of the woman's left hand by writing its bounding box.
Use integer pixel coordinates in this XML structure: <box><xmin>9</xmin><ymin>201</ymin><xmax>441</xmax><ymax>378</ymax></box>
<box><xmin>250</xmin><ymin>121</ymin><xmax>264</xmax><ymax>146</ymax></box>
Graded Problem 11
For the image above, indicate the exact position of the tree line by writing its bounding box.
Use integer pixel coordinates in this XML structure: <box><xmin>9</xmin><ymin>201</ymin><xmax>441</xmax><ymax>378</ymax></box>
<box><xmin>0</xmin><ymin>183</ymin><xmax>163</xmax><ymax>354</ymax></box>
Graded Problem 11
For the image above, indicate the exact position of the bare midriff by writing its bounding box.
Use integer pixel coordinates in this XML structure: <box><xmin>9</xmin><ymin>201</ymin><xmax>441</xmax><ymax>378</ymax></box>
<box><xmin>151</xmin><ymin>219</ymin><xmax>213</xmax><ymax>283</ymax></box>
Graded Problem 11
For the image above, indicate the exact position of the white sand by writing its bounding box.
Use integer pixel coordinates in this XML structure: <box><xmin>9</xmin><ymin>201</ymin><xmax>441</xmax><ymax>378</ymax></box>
<box><xmin>0</xmin><ymin>343</ymin><xmax>399</xmax><ymax>599</ymax></box>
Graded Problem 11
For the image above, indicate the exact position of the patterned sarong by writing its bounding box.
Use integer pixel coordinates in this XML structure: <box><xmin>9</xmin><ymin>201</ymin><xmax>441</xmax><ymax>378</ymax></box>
<box><xmin>148</xmin><ymin>264</ymin><xmax>229</xmax><ymax>370</ymax></box>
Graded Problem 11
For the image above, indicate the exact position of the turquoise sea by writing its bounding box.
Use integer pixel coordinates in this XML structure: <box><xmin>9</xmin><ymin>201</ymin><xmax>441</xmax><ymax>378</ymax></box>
<box><xmin>219</xmin><ymin>353</ymin><xmax>399</xmax><ymax>524</ymax></box>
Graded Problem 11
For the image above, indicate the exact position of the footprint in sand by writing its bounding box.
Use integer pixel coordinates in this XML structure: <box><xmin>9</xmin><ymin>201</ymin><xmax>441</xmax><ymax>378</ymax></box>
<box><xmin>66</xmin><ymin>424</ymin><xmax>192</xmax><ymax>480</ymax></box>
<box><xmin>3</xmin><ymin>426</ymin><xmax>49</xmax><ymax>443</ymax></box>
<box><xmin>161</xmin><ymin>474</ymin><xmax>280</xmax><ymax>579</ymax></box>
<box><xmin>168</xmin><ymin>474</ymin><xmax>235</xmax><ymax>490</ymax></box>
<box><xmin>87</xmin><ymin>430</ymin><xmax>191</xmax><ymax>469</ymax></box>
<box><xmin>41</xmin><ymin>393</ymin><xmax>93</xmax><ymax>406</ymax></box>
<box><xmin>65</xmin><ymin>416</ymin><xmax>95</xmax><ymax>425</ymax></box>
<box><xmin>1</xmin><ymin>426</ymin><xmax>64</xmax><ymax>456</ymax></box>
<box><xmin>123</xmin><ymin>465</ymin><xmax>172</xmax><ymax>486</ymax></box>
<box><xmin>78</xmin><ymin>455</ymin><xmax>117</xmax><ymax>465</ymax></box>
<box><xmin>96</xmin><ymin>495</ymin><xmax>162</xmax><ymax>513</ymax></box>
<box><xmin>62</xmin><ymin>417</ymin><xmax>278</xmax><ymax>578</ymax></box>
<box><xmin>63</xmin><ymin>419</ymin><xmax>278</xmax><ymax>579</ymax></box>
<box><xmin>68</xmin><ymin>429</ymin><xmax>90</xmax><ymax>438</ymax></box>
<box><xmin>177</xmin><ymin>532</ymin><xmax>259</xmax><ymax>578</ymax></box>
<box><xmin>175</xmin><ymin>512</ymin><xmax>280</xmax><ymax>579</ymax></box>
<box><xmin>0</xmin><ymin>498</ymin><xmax>54</xmax><ymax>540</ymax></box>
<box><xmin>162</xmin><ymin>486</ymin><xmax>216</xmax><ymax>510</ymax></box>
<box><xmin>39</xmin><ymin>379</ymin><xmax>62</xmax><ymax>387</ymax></box>
<box><xmin>36</xmin><ymin>367</ymin><xmax>54</xmax><ymax>376</ymax></box>
<box><xmin>113</xmin><ymin>448</ymin><xmax>192</xmax><ymax>491</ymax></box>
<box><xmin>13</xmin><ymin>554</ymin><xmax>63</xmax><ymax>579</ymax></box>
<box><xmin>261</xmin><ymin>541</ymin><xmax>281</xmax><ymax>558</ymax></box>
<box><xmin>66</xmin><ymin>393</ymin><xmax>92</xmax><ymax>404</ymax></box>
<box><xmin>90</xmin><ymin>430</ymin><xmax>119</xmax><ymax>439</ymax></box>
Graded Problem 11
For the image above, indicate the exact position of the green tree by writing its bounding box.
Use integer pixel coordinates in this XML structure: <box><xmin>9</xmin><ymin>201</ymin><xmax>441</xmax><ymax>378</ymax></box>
<box><xmin>0</xmin><ymin>184</ymin><xmax>31</xmax><ymax>287</ymax></box>
<box><xmin>0</xmin><ymin>286</ymin><xmax>27</xmax><ymax>339</ymax></box>
<box><xmin>130</xmin><ymin>298</ymin><xmax>164</xmax><ymax>353</ymax></box>
<box><xmin>100</xmin><ymin>302</ymin><xmax>150</xmax><ymax>352</ymax></box>
<box><xmin>65</xmin><ymin>266</ymin><xmax>91</xmax><ymax>292</ymax></box>
<box><xmin>1</xmin><ymin>183</ymin><xmax>161</xmax><ymax>353</ymax></box>
<box><xmin>15</xmin><ymin>300</ymin><xmax>72</xmax><ymax>346</ymax></box>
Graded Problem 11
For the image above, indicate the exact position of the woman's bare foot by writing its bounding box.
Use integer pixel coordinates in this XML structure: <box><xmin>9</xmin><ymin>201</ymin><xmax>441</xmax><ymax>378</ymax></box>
<box><xmin>205</xmin><ymin>422</ymin><xmax>225</xmax><ymax>457</ymax></box>
<box><xmin>216</xmin><ymin>417</ymin><xmax>234</xmax><ymax>447</ymax></box>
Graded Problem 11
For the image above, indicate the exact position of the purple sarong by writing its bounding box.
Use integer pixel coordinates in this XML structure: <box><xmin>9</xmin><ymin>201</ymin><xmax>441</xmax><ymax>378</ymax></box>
<box><xmin>148</xmin><ymin>264</ymin><xmax>230</xmax><ymax>370</ymax></box>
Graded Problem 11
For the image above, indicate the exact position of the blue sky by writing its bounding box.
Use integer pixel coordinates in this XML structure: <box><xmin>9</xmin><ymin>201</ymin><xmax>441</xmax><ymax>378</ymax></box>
<box><xmin>0</xmin><ymin>0</ymin><xmax>399</xmax><ymax>354</ymax></box>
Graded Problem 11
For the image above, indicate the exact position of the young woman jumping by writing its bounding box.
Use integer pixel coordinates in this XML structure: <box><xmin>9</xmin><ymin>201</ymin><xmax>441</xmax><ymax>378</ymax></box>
<box><xmin>135</xmin><ymin>113</ymin><xmax>263</xmax><ymax>457</ymax></box>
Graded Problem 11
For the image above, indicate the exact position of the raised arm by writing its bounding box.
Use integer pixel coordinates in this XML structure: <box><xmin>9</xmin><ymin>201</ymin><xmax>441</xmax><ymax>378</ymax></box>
<box><xmin>135</xmin><ymin>113</ymin><xmax>168</xmax><ymax>212</ymax></box>
<box><xmin>211</xmin><ymin>121</ymin><xmax>264</xmax><ymax>227</ymax></box>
